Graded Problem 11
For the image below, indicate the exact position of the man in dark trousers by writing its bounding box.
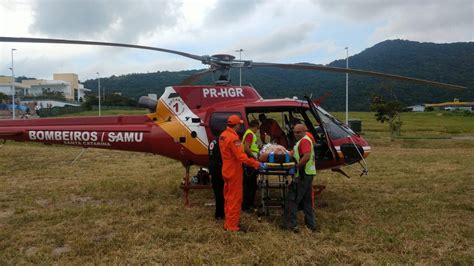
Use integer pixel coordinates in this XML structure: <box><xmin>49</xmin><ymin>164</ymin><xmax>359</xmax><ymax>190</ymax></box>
<box><xmin>282</xmin><ymin>123</ymin><xmax>317</xmax><ymax>233</ymax></box>
<box><xmin>209</xmin><ymin>135</ymin><xmax>225</xmax><ymax>220</ymax></box>
<box><xmin>242</xmin><ymin>119</ymin><xmax>260</xmax><ymax>212</ymax></box>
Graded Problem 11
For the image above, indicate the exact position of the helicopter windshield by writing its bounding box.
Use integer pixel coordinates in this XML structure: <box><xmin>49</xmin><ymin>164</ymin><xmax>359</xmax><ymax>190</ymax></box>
<box><xmin>306</xmin><ymin>106</ymin><xmax>356</xmax><ymax>140</ymax></box>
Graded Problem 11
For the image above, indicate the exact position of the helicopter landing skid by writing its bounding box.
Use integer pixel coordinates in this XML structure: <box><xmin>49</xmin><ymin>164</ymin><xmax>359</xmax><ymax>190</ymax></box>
<box><xmin>179</xmin><ymin>164</ymin><xmax>211</xmax><ymax>207</ymax></box>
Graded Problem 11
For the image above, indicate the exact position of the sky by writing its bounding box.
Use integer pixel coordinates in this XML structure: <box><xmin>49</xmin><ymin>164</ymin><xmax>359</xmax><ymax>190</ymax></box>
<box><xmin>0</xmin><ymin>0</ymin><xmax>473</xmax><ymax>81</ymax></box>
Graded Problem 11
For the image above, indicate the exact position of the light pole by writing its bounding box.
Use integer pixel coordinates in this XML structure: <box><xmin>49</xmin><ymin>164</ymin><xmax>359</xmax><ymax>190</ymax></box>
<box><xmin>345</xmin><ymin>47</ymin><xmax>349</xmax><ymax>125</ymax></box>
<box><xmin>235</xmin><ymin>48</ymin><xmax>244</xmax><ymax>86</ymax></box>
<box><xmin>97</xmin><ymin>72</ymin><xmax>101</xmax><ymax>116</ymax></box>
<box><xmin>10</xmin><ymin>48</ymin><xmax>17</xmax><ymax>120</ymax></box>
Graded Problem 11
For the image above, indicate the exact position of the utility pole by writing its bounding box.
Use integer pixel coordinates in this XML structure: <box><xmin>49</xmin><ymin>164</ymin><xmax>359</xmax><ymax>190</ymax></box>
<box><xmin>97</xmin><ymin>72</ymin><xmax>101</xmax><ymax>116</ymax></box>
<box><xmin>10</xmin><ymin>48</ymin><xmax>17</xmax><ymax>120</ymax></box>
<box><xmin>345</xmin><ymin>47</ymin><xmax>349</xmax><ymax>125</ymax></box>
<box><xmin>235</xmin><ymin>48</ymin><xmax>244</xmax><ymax>86</ymax></box>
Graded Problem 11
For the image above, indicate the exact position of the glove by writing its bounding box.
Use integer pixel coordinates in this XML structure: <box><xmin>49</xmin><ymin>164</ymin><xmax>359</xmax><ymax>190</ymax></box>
<box><xmin>259</xmin><ymin>162</ymin><xmax>267</xmax><ymax>172</ymax></box>
<box><xmin>288</xmin><ymin>167</ymin><xmax>296</xmax><ymax>175</ymax></box>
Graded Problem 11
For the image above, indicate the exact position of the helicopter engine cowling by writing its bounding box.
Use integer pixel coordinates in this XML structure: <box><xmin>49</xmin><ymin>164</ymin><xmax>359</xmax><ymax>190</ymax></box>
<box><xmin>138</xmin><ymin>96</ymin><xmax>158</xmax><ymax>112</ymax></box>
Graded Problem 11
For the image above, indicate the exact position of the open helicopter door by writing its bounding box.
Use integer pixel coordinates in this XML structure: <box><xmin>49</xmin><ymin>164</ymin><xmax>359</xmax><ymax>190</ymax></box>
<box><xmin>305</xmin><ymin>96</ymin><xmax>368</xmax><ymax>177</ymax></box>
<box><xmin>304</xmin><ymin>96</ymin><xmax>338</xmax><ymax>162</ymax></box>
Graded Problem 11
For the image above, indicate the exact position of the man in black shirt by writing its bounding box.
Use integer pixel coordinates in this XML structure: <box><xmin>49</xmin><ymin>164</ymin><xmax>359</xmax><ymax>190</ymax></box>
<box><xmin>208</xmin><ymin>137</ymin><xmax>225</xmax><ymax>220</ymax></box>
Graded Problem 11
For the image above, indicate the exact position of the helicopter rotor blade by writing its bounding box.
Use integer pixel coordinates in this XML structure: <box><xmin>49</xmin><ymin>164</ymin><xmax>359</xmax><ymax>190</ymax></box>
<box><xmin>0</xmin><ymin>36</ymin><xmax>205</xmax><ymax>62</ymax></box>
<box><xmin>179</xmin><ymin>68</ymin><xmax>213</xmax><ymax>85</ymax></box>
<box><xmin>252</xmin><ymin>62</ymin><xmax>466</xmax><ymax>91</ymax></box>
<box><xmin>0</xmin><ymin>36</ymin><xmax>466</xmax><ymax>90</ymax></box>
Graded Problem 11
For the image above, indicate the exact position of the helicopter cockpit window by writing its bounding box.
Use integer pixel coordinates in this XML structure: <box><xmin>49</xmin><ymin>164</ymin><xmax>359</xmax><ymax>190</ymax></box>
<box><xmin>311</xmin><ymin>106</ymin><xmax>356</xmax><ymax>140</ymax></box>
<box><xmin>209</xmin><ymin>112</ymin><xmax>244</xmax><ymax>137</ymax></box>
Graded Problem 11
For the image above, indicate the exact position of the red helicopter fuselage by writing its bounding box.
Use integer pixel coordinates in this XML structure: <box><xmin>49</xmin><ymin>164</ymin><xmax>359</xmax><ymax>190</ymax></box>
<box><xmin>0</xmin><ymin>85</ymin><xmax>370</xmax><ymax>170</ymax></box>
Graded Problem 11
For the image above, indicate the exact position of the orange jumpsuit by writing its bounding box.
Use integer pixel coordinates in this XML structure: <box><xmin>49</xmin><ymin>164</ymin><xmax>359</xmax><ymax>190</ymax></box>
<box><xmin>219</xmin><ymin>126</ymin><xmax>260</xmax><ymax>231</ymax></box>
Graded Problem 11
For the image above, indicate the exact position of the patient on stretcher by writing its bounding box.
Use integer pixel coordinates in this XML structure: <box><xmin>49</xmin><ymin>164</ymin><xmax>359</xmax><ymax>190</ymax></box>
<box><xmin>258</xmin><ymin>143</ymin><xmax>290</xmax><ymax>163</ymax></box>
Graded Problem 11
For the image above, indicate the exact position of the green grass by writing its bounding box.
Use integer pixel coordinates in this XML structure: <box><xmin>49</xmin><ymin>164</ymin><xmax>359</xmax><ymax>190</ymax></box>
<box><xmin>0</xmin><ymin>111</ymin><xmax>473</xmax><ymax>263</ymax></box>
<box><xmin>333</xmin><ymin>111</ymin><xmax>474</xmax><ymax>139</ymax></box>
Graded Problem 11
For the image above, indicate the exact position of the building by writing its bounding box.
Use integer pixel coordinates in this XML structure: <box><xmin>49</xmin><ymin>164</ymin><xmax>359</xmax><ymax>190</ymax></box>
<box><xmin>0</xmin><ymin>73</ymin><xmax>90</xmax><ymax>103</ymax></box>
<box><xmin>405</xmin><ymin>105</ymin><xmax>425</xmax><ymax>112</ymax></box>
<box><xmin>0</xmin><ymin>76</ymin><xmax>30</xmax><ymax>97</ymax></box>
<box><xmin>425</xmin><ymin>99</ymin><xmax>474</xmax><ymax>111</ymax></box>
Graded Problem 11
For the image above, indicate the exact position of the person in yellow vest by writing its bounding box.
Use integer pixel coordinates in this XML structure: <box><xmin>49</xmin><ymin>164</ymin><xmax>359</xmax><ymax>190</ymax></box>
<box><xmin>242</xmin><ymin>119</ymin><xmax>261</xmax><ymax>212</ymax></box>
<box><xmin>282</xmin><ymin>123</ymin><xmax>317</xmax><ymax>233</ymax></box>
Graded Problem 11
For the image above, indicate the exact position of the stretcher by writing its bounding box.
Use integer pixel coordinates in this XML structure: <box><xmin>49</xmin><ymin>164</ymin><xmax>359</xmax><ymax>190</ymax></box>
<box><xmin>257</xmin><ymin>162</ymin><xmax>295</xmax><ymax>216</ymax></box>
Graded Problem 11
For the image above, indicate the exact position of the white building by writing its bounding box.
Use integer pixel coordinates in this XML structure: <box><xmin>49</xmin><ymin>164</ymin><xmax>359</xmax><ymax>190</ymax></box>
<box><xmin>0</xmin><ymin>78</ymin><xmax>30</xmax><ymax>97</ymax></box>
<box><xmin>405</xmin><ymin>105</ymin><xmax>425</xmax><ymax>112</ymax></box>
<box><xmin>0</xmin><ymin>73</ymin><xmax>90</xmax><ymax>103</ymax></box>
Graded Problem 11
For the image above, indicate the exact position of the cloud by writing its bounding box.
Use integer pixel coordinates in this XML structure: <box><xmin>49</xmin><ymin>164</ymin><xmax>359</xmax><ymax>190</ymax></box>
<box><xmin>230</xmin><ymin>22</ymin><xmax>319</xmax><ymax>61</ymax></box>
<box><xmin>370</xmin><ymin>2</ymin><xmax>474</xmax><ymax>43</ymax></box>
<box><xmin>29</xmin><ymin>0</ymin><xmax>182</xmax><ymax>43</ymax></box>
<box><xmin>314</xmin><ymin>0</ymin><xmax>410</xmax><ymax>20</ymax></box>
<box><xmin>313</xmin><ymin>0</ymin><xmax>474</xmax><ymax>43</ymax></box>
<box><xmin>2</xmin><ymin>0</ymin><xmax>471</xmax><ymax>81</ymax></box>
<box><xmin>203</xmin><ymin>0</ymin><xmax>265</xmax><ymax>26</ymax></box>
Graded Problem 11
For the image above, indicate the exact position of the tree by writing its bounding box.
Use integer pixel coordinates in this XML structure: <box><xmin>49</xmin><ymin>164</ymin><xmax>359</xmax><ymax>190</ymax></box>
<box><xmin>0</xmin><ymin>92</ymin><xmax>8</xmax><ymax>102</ymax></box>
<box><xmin>82</xmin><ymin>93</ymin><xmax>98</xmax><ymax>110</ymax></box>
<box><xmin>102</xmin><ymin>93</ymin><xmax>137</xmax><ymax>106</ymax></box>
<box><xmin>370</xmin><ymin>96</ymin><xmax>403</xmax><ymax>140</ymax></box>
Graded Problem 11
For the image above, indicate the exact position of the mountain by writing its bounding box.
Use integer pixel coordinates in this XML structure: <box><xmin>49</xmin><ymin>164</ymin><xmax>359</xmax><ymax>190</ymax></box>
<box><xmin>83</xmin><ymin>40</ymin><xmax>474</xmax><ymax>111</ymax></box>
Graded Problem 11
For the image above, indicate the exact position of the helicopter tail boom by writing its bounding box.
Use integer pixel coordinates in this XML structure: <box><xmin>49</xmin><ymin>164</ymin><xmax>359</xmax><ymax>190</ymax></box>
<box><xmin>0</xmin><ymin>115</ymin><xmax>155</xmax><ymax>153</ymax></box>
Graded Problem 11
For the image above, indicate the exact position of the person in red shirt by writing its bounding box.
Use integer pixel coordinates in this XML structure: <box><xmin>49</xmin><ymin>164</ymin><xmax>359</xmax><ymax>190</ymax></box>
<box><xmin>219</xmin><ymin>115</ymin><xmax>262</xmax><ymax>232</ymax></box>
<box><xmin>288</xmin><ymin>118</ymin><xmax>316</xmax><ymax>147</ymax></box>
<box><xmin>258</xmin><ymin>114</ymin><xmax>288</xmax><ymax>148</ymax></box>
<box><xmin>283</xmin><ymin>123</ymin><xmax>317</xmax><ymax>233</ymax></box>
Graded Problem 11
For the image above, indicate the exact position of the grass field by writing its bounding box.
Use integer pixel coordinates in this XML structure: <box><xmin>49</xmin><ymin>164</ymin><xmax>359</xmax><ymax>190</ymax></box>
<box><xmin>0</xmin><ymin>111</ymin><xmax>473</xmax><ymax>264</ymax></box>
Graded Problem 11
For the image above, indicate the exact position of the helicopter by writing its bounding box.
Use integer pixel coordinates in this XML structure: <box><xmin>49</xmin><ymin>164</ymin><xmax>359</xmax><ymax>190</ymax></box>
<box><xmin>0</xmin><ymin>37</ymin><xmax>466</xmax><ymax>203</ymax></box>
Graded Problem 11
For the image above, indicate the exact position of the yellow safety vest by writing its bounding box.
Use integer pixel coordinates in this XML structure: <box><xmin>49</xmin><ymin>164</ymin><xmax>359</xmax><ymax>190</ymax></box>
<box><xmin>242</xmin><ymin>129</ymin><xmax>259</xmax><ymax>158</ymax></box>
<box><xmin>293</xmin><ymin>135</ymin><xmax>316</xmax><ymax>175</ymax></box>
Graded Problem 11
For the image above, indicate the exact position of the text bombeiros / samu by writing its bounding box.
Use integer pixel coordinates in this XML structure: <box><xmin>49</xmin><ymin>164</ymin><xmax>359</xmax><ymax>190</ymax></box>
<box><xmin>28</xmin><ymin>130</ymin><xmax>144</xmax><ymax>144</ymax></box>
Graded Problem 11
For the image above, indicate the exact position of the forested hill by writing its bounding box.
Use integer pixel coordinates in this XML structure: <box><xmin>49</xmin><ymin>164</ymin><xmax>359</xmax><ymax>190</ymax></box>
<box><xmin>83</xmin><ymin>40</ymin><xmax>474</xmax><ymax>111</ymax></box>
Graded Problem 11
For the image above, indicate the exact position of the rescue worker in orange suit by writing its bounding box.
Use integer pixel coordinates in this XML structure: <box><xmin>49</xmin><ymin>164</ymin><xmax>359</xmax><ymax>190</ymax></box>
<box><xmin>208</xmin><ymin>134</ymin><xmax>224</xmax><ymax>220</ymax></box>
<box><xmin>242</xmin><ymin>119</ymin><xmax>260</xmax><ymax>212</ymax></box>
<box><xmin>282</xmin><ymin>123</ymin><xmax>317</xmax><ymax>233</ymax></box>
<box><xmin>259</xmin><ymin>113</ymin><xmax>288</xmax><ymax>148</ymax></box>
<box><xmin>219</xmin><ymin>115</ymin><xmax>264</xmax><ymax>232</ymax></box>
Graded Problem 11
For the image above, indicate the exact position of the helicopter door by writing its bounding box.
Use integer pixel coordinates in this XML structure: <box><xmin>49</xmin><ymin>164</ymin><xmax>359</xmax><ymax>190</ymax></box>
<box><xmin>307</xmin><ymin>98</ymin><xmax>362</xmax><ymax>163</ymax></box>
<box><xmin>304</xmin><ymin>98</ymin><xmax>338</xmax><ymax>161</ymax></box>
